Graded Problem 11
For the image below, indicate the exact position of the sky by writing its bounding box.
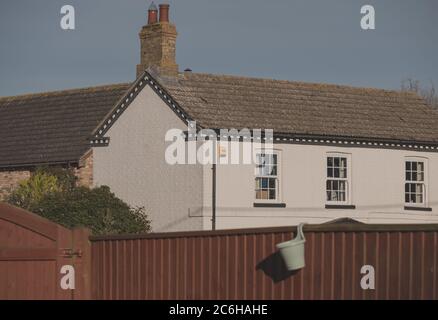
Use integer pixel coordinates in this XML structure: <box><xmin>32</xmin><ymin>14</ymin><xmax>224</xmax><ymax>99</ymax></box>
<box><xmin>0</xmin><ymin>0</ymin><xmax>437</xmax><ymax>96</ymax></box>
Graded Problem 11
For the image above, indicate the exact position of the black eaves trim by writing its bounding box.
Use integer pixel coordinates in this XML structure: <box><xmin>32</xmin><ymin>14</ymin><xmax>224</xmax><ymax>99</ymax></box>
<box><xmin>253</xmin><ymin>203</ymin><xmax>286</xmax><ymax>208</ymax></box>
<box><xmin>91</xmin><ymin>70</ymin><xmax>193</xmax><ymax>143</ymax></box>
<box><xmin>325</xmin><ymin>204</ymin><xmax>356</xmax><ymax>210</ymax></box>
<box><xmin>404</xmin><ymin>206</ymin><xmax>432</xmax><ymax>212</ymax></box>
<box><xmin>88</xmin><ymin>71</ymin><xmax>438</xmax><ymax>153</ymax></box>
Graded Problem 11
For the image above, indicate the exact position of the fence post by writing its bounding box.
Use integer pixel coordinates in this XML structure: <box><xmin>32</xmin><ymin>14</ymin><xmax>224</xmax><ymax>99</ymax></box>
<box><xmin>72</xmin><ymin>227</ymin><xmax>92</xmax><ymax>300</ymax></box>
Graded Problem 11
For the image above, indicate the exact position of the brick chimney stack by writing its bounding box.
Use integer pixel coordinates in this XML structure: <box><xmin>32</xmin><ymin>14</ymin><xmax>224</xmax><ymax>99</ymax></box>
<box><xmin>136</xmin><ymin>2</ymin><xmax>179</xmax><ymax>78</ymax></box>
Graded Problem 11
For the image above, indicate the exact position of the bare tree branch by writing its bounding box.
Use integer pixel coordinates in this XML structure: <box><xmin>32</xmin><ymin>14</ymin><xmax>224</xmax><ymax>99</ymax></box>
<box><xmin>401</xmin><ymin>78</ymin><xmax>438</xmax><ymax>109</ymax></box>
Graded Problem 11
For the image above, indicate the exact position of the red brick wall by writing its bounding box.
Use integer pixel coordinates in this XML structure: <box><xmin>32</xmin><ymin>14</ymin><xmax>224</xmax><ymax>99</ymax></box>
<box><xmin>75</xmin><ymin>150</ymin><xmax>93</xmax><ymax>188</ymax></box>
<box><xmin>0</xmin><ymin>151</ymin><xmax>94</xmax><ymax>201</ymax></box>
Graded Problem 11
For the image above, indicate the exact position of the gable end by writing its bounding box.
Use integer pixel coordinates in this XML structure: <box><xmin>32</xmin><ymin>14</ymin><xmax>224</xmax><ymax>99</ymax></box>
<box><xmin>90</xmin><ymin>71</ymin><xmax>193</xmax><ymax>146</ymax></box>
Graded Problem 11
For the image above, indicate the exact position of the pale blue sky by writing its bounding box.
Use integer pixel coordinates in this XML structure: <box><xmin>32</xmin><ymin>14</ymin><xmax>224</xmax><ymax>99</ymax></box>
<box><xmin>0</xmin><ymin>0</ymin><xmax>437</xmax><ymax>96</ymax></box>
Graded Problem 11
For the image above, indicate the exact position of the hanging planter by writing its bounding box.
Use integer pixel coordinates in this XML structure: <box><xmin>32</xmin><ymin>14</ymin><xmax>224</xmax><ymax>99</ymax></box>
<box><xmin>276</xmin><ymin>223</ymin><xmax>306</xmax><ymax>271</ymax></box>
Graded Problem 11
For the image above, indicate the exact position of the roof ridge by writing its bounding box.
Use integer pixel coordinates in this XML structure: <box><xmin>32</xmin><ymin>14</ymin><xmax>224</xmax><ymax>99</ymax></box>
<box><xmin>180</xmin><ymin>72</ymin><xmax>421</xmax><ymax>98</ymax></box>
<box><xmin>0</xmin><ymin>83</ymin><xmax>131</xmax><ymax>101</ymax></box>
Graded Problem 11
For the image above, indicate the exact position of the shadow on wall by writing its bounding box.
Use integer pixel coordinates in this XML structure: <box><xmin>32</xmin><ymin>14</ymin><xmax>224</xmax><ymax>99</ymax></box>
<box><xmin>256</xmin><ymin>251</ymin><xmax>300</xmax><ymax>283</ymax></box>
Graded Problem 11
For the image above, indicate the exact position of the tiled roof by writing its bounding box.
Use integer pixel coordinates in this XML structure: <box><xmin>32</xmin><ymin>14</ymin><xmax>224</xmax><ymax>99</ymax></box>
<box><xmin>0</xmin><ymin>84</ymin><xmax>130</xmax><ymax>167</ymax></box>
<box><xmin>2</xmin><ymin>71</ymin><xmax>438</xmax><ymax>168</ymax></box>
<box><xmin>162</xmin><ymin>72</ymin><xmax>438</xmax><ymax>143</ymax></box>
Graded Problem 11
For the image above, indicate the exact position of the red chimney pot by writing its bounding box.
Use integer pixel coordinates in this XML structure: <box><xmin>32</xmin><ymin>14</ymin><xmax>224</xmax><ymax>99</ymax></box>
<box><xmin>148</xmin><ymin>3</ymin><xmax>158</xmax><ymax>25</ymax></box>
<box><xmin>159</xmin><ymin>4</ymin><xmax>170</xmax><ymax>23</ymax></box>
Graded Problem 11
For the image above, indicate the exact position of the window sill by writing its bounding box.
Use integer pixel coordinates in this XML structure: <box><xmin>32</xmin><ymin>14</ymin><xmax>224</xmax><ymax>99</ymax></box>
<box><xmin>253</xmin><ymin>203</ymin><xmax>286</xmax><ymax>208</ymax></box>
<box><xmin>404</xmin><ymin>206</ymin><xmax>432</xmax><ymax>212</ymax></box>
<box><xmin>325</xmin><ymin>204</ymin><xmax>356</xmax><ymax>209</ymax></box>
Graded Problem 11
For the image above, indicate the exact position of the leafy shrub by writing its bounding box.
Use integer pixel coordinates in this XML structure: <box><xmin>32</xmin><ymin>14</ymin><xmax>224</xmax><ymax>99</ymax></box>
<box><xmin>8</xmin><ymin>168</ymin><xmax>151</xmax><ymax>235</ymax></box>
<box><xmin>8</xmin><ymin>169</ymin><xmax>60</xmax><ymax>210</ymax></box>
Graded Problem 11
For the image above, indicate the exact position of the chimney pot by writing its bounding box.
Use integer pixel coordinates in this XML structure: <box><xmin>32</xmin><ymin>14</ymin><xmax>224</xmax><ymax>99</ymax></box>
<box><xmin>159</xmin><ymin>4</ymin><xmax>170</xmax><ymax>23</ymax></box>
<box><xmin>148</xmin><ymin>2</ymin><xmax>158</xmax><ymax>25</ymax></box>
<box><xmin>137</xmin><ymin>2</ymin><xmax>178</xmax><ymax>78</ymax></box>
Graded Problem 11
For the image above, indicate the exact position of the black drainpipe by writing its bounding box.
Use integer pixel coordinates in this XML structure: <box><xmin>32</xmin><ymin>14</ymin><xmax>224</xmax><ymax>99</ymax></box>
<box><xmin>212</xmin><ymin>162</ymin><xmax>216</xmax><ymax>231</ymax></box>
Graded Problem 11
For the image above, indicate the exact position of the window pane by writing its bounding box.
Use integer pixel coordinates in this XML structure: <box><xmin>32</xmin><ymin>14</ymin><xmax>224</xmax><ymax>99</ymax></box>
<box><xmin>340</xmin><ymin>168</ymin><xmax>347</xmax><ymax>178</ymax></box>
<box><xmin>339</xmin><ymin>192</ymin><xmax>346</xmax><ymax>201</ymax></box>
<box><xmin>340</xmin><ymin>157</ymin><xmax>347</xmax><ymax>168</ymax></box>
<box><xmin>412</xmin><ymin>172</ymin><xmax>417</xmax><ymax>181</ymax></box>
<box><xmin>269</xmin><ymin>178</ymin><xmax>276</xmax><ymax>188</ymax></box>
<box><xmin>255</xmin><ymin>178</ymin><xmax>261</xmax><ymax>189</ymax></box>
<box><xmin>329</xmin><ymin>191</ymin><xmax>336</xmax><ymax>201</ymax></box>
<box><xmin>418</xmin><ymin>172</ymin><xmax>424</xmax><ymax>181</ymax></box>
<box><xmin>260</xmin><ymin>154</ymin><xmax>265</xmax><ymax>164</ymax></box>
<box><xmin>406</xmin><ymin>172</ymin><xmax>411</xmax><ymax>181</ymax></box>
<box><xmin>261</xmin><ymin>178</ymin><xmax>268</xmax><ymax>188</ymax></box>
<box><xmin>406</xmin><ymin>162</ymin><xmax>411</xmax><ymax>171</ymax></box>
<box><xmin>417</xmin><ymin>162</ymin><xmax>424</xmax><ymax>172</ymax></box>
<box><xmin>327</xmin><ymin>168</ymin><xmax>333</xmax><ymax>178</ymax></box>
<box><xmin>327</xmin><ymin>157</ymin><xmax>333</xmax><ymax>167</ymax></box>
<box><xmin>269</xmin><ymin>165</ymin><xmax>277</xmax><ymax>176</ymax></box>
<box><xmin>339</xmin><ymin>181</ymin><xmax>346</xmax><ymax>191</ymax></box>
<box><xmin>412</xmin><ymin>162</ymin><xmax>417</xmax><ymax>171</ymax></box>
<box><xmin>334</xmin><ymin>157</ymin><xmax>340</xmax><ymax>167</ymax></box>
<box><xmin>269</xmin><ymin>189</ymin><xmax>276</xmax><ymax>200</ymax></box>
<box><xmin>334</xmin><ymin>168</ymin><xmax>339</xmax><ymax>178</ymax></box>
<box><xmin>410</xmin><ymin>193</ymin><xmax>416</xmax><ymax>203</ymax></box>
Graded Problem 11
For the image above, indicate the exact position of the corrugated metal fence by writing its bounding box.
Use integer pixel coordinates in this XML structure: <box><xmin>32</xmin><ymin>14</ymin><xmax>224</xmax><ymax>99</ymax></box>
<box><xmin>90</xmin><ymin>223</ymin><xmax>438</xmax><ymax>300</ymax></box>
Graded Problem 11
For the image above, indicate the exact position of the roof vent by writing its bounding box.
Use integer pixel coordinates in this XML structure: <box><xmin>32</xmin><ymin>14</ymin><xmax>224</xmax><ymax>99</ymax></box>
<box><xmin>184</xmin><ymin>68</ymin><xmax>192</xmax><ymax>72</ymax></box>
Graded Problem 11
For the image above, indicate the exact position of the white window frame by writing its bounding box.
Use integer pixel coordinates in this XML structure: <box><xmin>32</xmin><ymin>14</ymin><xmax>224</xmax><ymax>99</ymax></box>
<box><xmin>254</xmin><ymin>150</ymin><xmax>281</xmax><ymax>203</ymax></box>
<box><xmin>404</xmin><ymin>157</ymin><xmax>428</xmax><ymax>207</ymax></box>
<box><xmin>325</xmin><ymin>152</ymin><xmax>352</xmax><ymax>205</ymax></box>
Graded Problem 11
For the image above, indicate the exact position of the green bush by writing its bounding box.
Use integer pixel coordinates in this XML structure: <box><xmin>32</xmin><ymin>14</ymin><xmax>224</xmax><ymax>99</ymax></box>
<box><xmin>8</xmin><ymin>169</ymin><xmax>60</xmax><ymax>210</ymax></box>
<box><xmin>8</xmin><ymin>168</ymin><xmax>151</xmax><ymax>235</ymax></box>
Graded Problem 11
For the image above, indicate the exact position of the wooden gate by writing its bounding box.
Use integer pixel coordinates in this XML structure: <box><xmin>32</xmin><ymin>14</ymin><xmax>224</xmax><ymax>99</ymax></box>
<box><xmin>0</xmin><ymin>203</ymin><xmax>91</xmax><ymax>300</ymax></box>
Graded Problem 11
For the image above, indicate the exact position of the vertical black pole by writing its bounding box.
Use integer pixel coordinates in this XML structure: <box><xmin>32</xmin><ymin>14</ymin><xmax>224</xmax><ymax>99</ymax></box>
<box><xmin>212</xmin><ymin>162</ymin><xmax>216</xmax><ymax>231</ymax></box>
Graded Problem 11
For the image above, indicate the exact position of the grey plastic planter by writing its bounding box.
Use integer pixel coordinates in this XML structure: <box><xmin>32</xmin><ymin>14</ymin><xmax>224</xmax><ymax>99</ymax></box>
<box><xmin>276</xmin><ymin>223</ymin><xmax>306</xmax><ymax>271</ymax></box>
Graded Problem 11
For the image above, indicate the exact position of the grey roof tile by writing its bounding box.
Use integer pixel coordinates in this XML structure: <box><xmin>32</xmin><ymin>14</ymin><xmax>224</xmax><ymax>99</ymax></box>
<box><xmin>1</xmin><ymin>72</ymin><xmax>438</xmax><ymax>168</ymax></box>
<box><xmin>162</xmin><ymin>73</ymin><xmax>438</xmax><ymax>142</ymax></box>
<box><xmin>0</xmin><ymin>84</ymin><xmax>130</xmax><ymax>167</ymax></box>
